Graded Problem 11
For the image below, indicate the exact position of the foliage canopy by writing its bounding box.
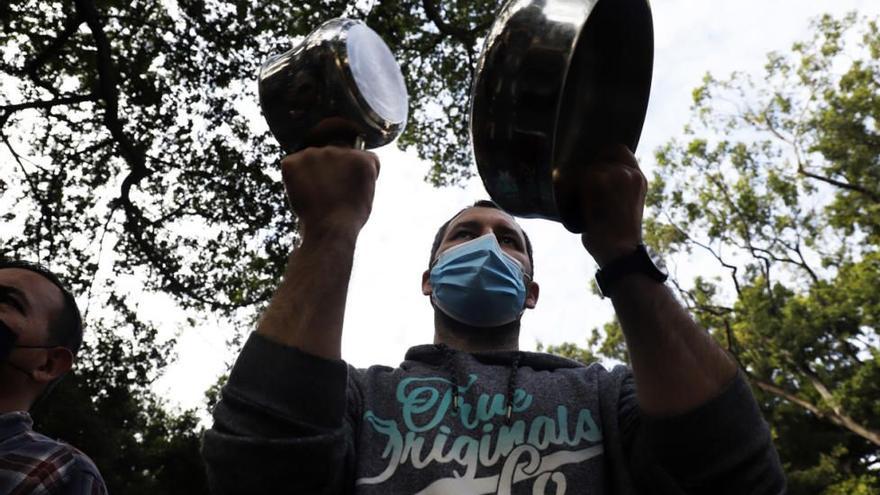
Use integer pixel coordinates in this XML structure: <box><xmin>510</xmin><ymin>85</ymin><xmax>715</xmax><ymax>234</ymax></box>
<box><xmin>547</xmin><ymin>13</ymin><xmax>880</xmax><ymax>494</ymax></box>
<box><xmin>1</xmin><ymin>0</ymin><xmax>496</xmax><ymax>322</ymax></box>
<box><xmin>1</xmin><ymin>0</ymin><xmax>498</xmax><ymax>488</ymax></box>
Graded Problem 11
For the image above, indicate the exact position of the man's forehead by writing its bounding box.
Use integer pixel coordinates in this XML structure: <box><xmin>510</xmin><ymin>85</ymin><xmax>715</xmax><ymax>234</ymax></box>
<box><xmin>447</xmin><ymin>206</ymin><xmax>523</xmax><ymax>233</ymax></box>
<box><xmin>0</xmin><ymin>268</ymin><xmax>64</xmax><ymax>306</ymax></box>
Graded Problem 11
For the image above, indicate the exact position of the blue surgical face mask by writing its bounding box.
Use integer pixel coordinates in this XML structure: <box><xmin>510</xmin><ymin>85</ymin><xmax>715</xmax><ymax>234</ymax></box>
<box><xmin>0</xmin><ymin>320</ymin><xmax>52</xmax><ymax>379</ymax></box>
<box><xmin>429</xmin><ymin>233</ymin><xmax>529</xmax><ymax>327</ymax></box>
<box><xmin>0</xmin><ymin>322</ymin><xmax>15</xmax><ymax>362</ymax></box>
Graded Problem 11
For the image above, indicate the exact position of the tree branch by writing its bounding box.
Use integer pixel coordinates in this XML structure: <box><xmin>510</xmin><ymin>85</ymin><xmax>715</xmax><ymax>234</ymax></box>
<box><xmin>801</xmin><ymin>367</ymin><xmax>880</xmax><ymax>446</ymax></box>
<box><xmin>83</xmin><ymin>205</ymin><xmax>119</xmax><ymax>322</ymax></box>
<box><xmin>780</xmin><ymin>115</ymin><xmax>880</xmax><ymax>203</ymax></box>
<box><xmin>668</xmin><ymin>277</ymin><xmax>734</xmax><ymax>316</ymax></box>
<box><xmin>74</xmin><ymin>0</ymin><xmax>149</xmax><ymax>193</ymax></box>
<box><xmin>4</xmin><ymin>10</ymin><xmax>83</xmax><ymax>100</ymax></box>
<box><xmin>23</xmin><ymin>10</ymin><xmax>83</xmax><ymax>78</ymax></box>
<box><xmin>73</xmin><ymin>0</ymin><xmax>241</xmax><ymax>313</ymax></box>
<box><xmin>736</xmin><ymin>240</ymin><xmax>818</xmax><ymax>283</ymax></box>
<box><xmin>750</xmin><ymin>373</ymin><xmax>880</xmax><ymax>446</ymax></box>
<box><xmin>1</xmin><ymin>132</ymin><xmax>41</xmax><ymax>209</ymax></box>
<box><xmin>701</xmin><ymin>166</ymin><xmax>775</xmax><ymax>292</ymax></box>
<box><xmin>663</xmin><ymin>211</ymin><xmax>742</xmax><ymax>296</ymax></box>
<box><xmin>797</xmin><ymin>164</ymin><xmax>880</xmax><ymax>203</ymax></box>
<box><xmin>722</xmin><ymin>318</ymin><xmax>749</xmax><ymax>369</ymax></box>
<box><xmin>421</xmin><ymin>0</ymin><xmax>489</xmax><ymax>45</ymax></box>
<box><xmin>751</xmin><ymin>377</ymin><xmax>825</xmax><ymax>416</ymax></box>
<box><xmin>0</xmin><ymin>94</ymin><xmax>96</xmax><ymax>119</ymax></box>
<box><xmin>786</xmin><ymin>233</ymin><xmax>820</xmax><ymax>283</ymax></box>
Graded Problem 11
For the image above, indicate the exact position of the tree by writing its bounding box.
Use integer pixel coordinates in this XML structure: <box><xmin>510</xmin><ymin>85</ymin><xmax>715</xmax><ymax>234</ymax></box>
<box><xmin>546</xmin><ymin>13</ymin><xmax>880</xmax><ymax>494</ymax></box>
<box><xmin>1</xmin><ymin>0</ymin><xmax>496</xmax><ymax>325</ymax></box>
<box><xmin>2</xmin><ymin>0</ymin><xmax>497</xmax><ymax>488</ymax></box>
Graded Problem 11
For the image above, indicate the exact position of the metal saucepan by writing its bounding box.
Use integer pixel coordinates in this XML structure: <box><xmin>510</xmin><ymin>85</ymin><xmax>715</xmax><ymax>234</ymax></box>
<box><xmin>470</xmin><ymin>0</ymin><xmax>654</xmax><ymax>232</ymax></box>
<box><xmin>259</xmin><ymin>18</ymin><xmax>409</xmax><ymax>152</ymax></box>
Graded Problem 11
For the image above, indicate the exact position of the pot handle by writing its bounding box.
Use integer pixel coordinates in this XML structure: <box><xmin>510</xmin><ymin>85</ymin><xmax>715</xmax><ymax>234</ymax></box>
<box><xmin>296</xmin><ymin>118</ymin><xmax>367</xmax><ymax>152</ymax></box>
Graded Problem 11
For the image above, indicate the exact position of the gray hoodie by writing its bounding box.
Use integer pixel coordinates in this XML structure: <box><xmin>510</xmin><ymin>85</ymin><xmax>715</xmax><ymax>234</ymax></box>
<box><xmin>202</xmin><ymin>333</ymin><xmax>784</xmax><ymax>494</ymax></box>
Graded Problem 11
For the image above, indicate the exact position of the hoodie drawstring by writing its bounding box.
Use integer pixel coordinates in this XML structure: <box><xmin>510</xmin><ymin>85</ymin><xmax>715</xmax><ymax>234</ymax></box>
<box><xmin>443</xmin><ymin>346</ymin><xmax>460</xmax><ymax>413</ymax></box>
<box><xmin>506</xmin><ymin>353</ymin><xmax>522</xmax><ymax>425</ymax></box>
<box><xmin>442</xmin><ymin>345</ymin><xmax>522</xmax><ymax>425</ymax></box>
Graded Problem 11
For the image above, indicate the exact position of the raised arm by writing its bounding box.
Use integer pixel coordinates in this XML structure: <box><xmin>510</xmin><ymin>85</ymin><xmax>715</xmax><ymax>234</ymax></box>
<box><xmin>257</xmin><ymin>145</ymin><xmax>380</xmax><ymax>358</ymax></box>
<box><xmin>201</xmin><ymin>145</ymin><xmax>379</xmax><ymax>494</ymax></box>
<box><xmin>567</xmin><ymin>144</ymin><xmax>736</xmax><ymax>414</ymax></box>
<box><xmin>561</xmin><ymin>144</ymin><xmax>784</xmax><ymax>493</ymax></box>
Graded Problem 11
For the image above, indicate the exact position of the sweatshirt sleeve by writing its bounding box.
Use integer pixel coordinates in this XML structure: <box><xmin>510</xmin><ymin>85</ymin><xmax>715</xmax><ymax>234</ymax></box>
<box><xmin>623</xmin><ymin>370</ymin><xmax>786</xmax><ymax>494</ymax></box>
<box><xmin>201</xmin><ymin>332</ymin><xmax>357</xmax><ymax>495</ymax></box>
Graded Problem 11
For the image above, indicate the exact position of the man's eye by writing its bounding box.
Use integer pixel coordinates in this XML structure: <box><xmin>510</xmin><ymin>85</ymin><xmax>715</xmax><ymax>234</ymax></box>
<box><xmin>454</xmin><ymin>231</ymin><xmax>475</xmax><ymax>239</ymax></box>
<box><xmin>500</xmin><ymin>235</ymin><xmax>517</xmax><ymax>245</ymax></box>
<box><xmin>0</xmin><ymin>294</ymin><xmax>25</xmax><ymax>313</ymax></box>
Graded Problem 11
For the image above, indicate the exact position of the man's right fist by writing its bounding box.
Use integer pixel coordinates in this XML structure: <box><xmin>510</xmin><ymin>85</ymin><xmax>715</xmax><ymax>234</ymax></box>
<box><xmin>281</xmin><ymin>146</ymin><xmax>380</xmax><ymax>240</ymax></box>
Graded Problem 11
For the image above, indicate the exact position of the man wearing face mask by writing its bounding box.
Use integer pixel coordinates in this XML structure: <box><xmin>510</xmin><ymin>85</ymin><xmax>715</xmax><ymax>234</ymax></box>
<box><xmin>203</xmin><ymin>145</ymin><xmax>784</xmax><ymax>494</ymax></box>
<box><xmin>0</xmin><ymin>259</ymin><xmax>107</xmax><ymax>494</ymax></box>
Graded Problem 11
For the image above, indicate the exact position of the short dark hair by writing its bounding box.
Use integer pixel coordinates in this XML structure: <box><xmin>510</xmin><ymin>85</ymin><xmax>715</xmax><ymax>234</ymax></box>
<box><xmin>0</xmin><ymin>259</ymin><xmax>83</xmax><ymax>357</ymax></box>
<box><xmin>429</xmin><ymin>200</ymin><xmax>535</xmax><ymax>275</ymax></box>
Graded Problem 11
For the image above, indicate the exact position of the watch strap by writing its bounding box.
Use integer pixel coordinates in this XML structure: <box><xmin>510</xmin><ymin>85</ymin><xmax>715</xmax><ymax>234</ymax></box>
<box><xmin>595</xmin><ymin>244</ymin><xmax>668</xmax><ymax>298</ymax></box>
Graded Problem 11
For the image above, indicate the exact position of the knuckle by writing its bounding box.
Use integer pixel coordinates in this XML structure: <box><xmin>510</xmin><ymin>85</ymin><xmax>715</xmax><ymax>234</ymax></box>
<box><xmin>281</xmin><ymin>154</ymin><xmax>307</xmax><ymax>174</ymax></box>
<box><xmin>280</xmin><ymin>153</ymin><xmax>298</xmax><ymax>168</ymax></box>
<box><xmin>299</xmin><ymin>147</ymin><xmax>319</xmax><ymax>161</ymax></box>
<box><xmin>353</xmin><ymin>151</ymin><xmax>379</xmax><ymax>173</ymax></box>
<box><xmin>622</xmin><ymin>168</ymin><xmax>642</xmax><ymax>185</ymax></box>
<box><xmin>280</xmin><ymin>159</ymin><xmax>298</xmax><ymax>178</ymax></box>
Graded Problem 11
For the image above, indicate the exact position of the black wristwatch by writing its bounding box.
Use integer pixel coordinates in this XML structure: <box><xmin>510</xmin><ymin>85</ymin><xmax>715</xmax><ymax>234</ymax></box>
<box><xmin>595</xmin><ymin>244</ymin><xmax>668</xmax><ymax>298</ymax></box>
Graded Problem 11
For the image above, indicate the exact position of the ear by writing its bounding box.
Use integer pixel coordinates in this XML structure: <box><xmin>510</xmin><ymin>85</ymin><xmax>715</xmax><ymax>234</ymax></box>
<box><xmin>524</xmin><ymin>280</ymin><xmax>540</xmax><ymax>309</ymax></box>
<box><xmin>32</xmin><ymin>347</ymin><xmax>73</xmax><ymax>383</ymax></box>
<box><xmin>422</xmin><ymin>270</ymin><xmax>432</xmax><ymax>296</ymax></box>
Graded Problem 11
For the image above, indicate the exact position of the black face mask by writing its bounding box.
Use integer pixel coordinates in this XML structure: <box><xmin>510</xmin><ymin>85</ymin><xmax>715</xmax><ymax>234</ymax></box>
<box><xmin>1</xmin><ymin>320</ymin><xmax>70</xmax><ymax>408</ymax></box>
<box><xmin>0</xmin><ymin>320</ymin><xmax>55</xmax><ymax>377</ymax></box>
<box><xmin>0</xmin><ymin>320</ymin><xmax>16</xmax><ymax>362</ymax></box>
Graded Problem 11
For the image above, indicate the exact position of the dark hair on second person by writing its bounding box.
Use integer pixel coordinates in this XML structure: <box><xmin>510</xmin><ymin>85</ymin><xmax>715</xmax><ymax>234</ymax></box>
<box><xmin>429</xmin><ymin>200</ymin><xmax>534</xmax><ymax>275</ymax></box>
<box><xmin>0</xmin><ymin>258</ymin><xmax>83</xmax><ymax>357</ymax></box>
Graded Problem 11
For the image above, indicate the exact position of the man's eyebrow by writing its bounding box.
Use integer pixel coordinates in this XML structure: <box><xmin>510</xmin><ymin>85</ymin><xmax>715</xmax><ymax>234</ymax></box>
<box><xmin>493</xmin><ymin>224</ymin><xmax>524</xmax><ymax>237</ymax></box>
<box><xmin>448</xmin><ymin>220</ymin><xmax>482</xmax><ymax>232</ymax></box>
<box><xmin>0</xmin><ymin>284</ymin><xmax>31</xmax><ymax>313</ymax></box>
<box><xmin>448</xmin><ymin>219</ymin><xmax>526</xmax><ymax>243</ymax></box>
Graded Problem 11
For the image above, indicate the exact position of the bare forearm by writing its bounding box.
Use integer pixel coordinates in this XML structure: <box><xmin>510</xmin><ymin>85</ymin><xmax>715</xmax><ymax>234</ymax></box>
<box><xmin>611</xmin><ymin>274</ymin><xmax>737</xmax><ymax>415</ymax></box>
<box><xmin>256</xmin><ymin>230</ymin><xmax>358</xmax><ymax>360</ymax></box>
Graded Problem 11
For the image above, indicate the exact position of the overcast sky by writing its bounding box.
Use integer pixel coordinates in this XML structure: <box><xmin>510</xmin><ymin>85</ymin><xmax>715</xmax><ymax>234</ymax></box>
<box><xmin>153</xmin><ymin>0</ymin><xmax>880</xmax><ymax>412</ymax></box>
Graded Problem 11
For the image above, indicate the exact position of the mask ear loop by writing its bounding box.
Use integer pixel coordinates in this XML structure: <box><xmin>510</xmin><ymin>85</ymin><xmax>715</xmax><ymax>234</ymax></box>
<box><xmin>508</xmin><ymin>257</ymin><xmax>532</xmax><ymax>321</ymax></box>
<box><xmin>3</xmin><ymin>358</ymin><xmax>37</xmax><ymax>380</ymax></box>
<box><xmin>4</xmin><ymin>344</ymin><xmax>71</xmax><ymax>409</ymax></box>
<box><xmin>3</xmin><ymin>343</ymin><xmax>63</xmax><ymax>379</ymax></box>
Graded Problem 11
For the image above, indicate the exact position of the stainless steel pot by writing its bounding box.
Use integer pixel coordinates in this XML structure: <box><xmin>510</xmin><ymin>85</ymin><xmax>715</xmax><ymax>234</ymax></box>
<box><xmin>259</xmin><ymin>18</ymin><xmax>409</xmax><ymax>152</ymax></box>
<box><xmin>470</xmin><ymin>0</ymin><xmax>654</xmax><ymax>232</ymax></box>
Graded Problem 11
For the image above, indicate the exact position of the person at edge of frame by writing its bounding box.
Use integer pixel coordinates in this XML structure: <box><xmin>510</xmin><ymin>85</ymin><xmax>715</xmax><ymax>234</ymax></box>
<box><xmin>0</xmin><ymin>259</ymin><xmax>107</xmax><ymax>494</ymax></box>
<box><xmin>202</xmin><ymin>143</ymin><xmax>786</xmax><ymax>494</ymax></box>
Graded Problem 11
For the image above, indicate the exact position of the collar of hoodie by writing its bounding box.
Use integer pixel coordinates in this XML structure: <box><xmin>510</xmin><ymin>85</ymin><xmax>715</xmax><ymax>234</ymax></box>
<box><xmin>438</xmin><ymin>344</ymin><xmax>522</xmax><ymax>425</ymax></box>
